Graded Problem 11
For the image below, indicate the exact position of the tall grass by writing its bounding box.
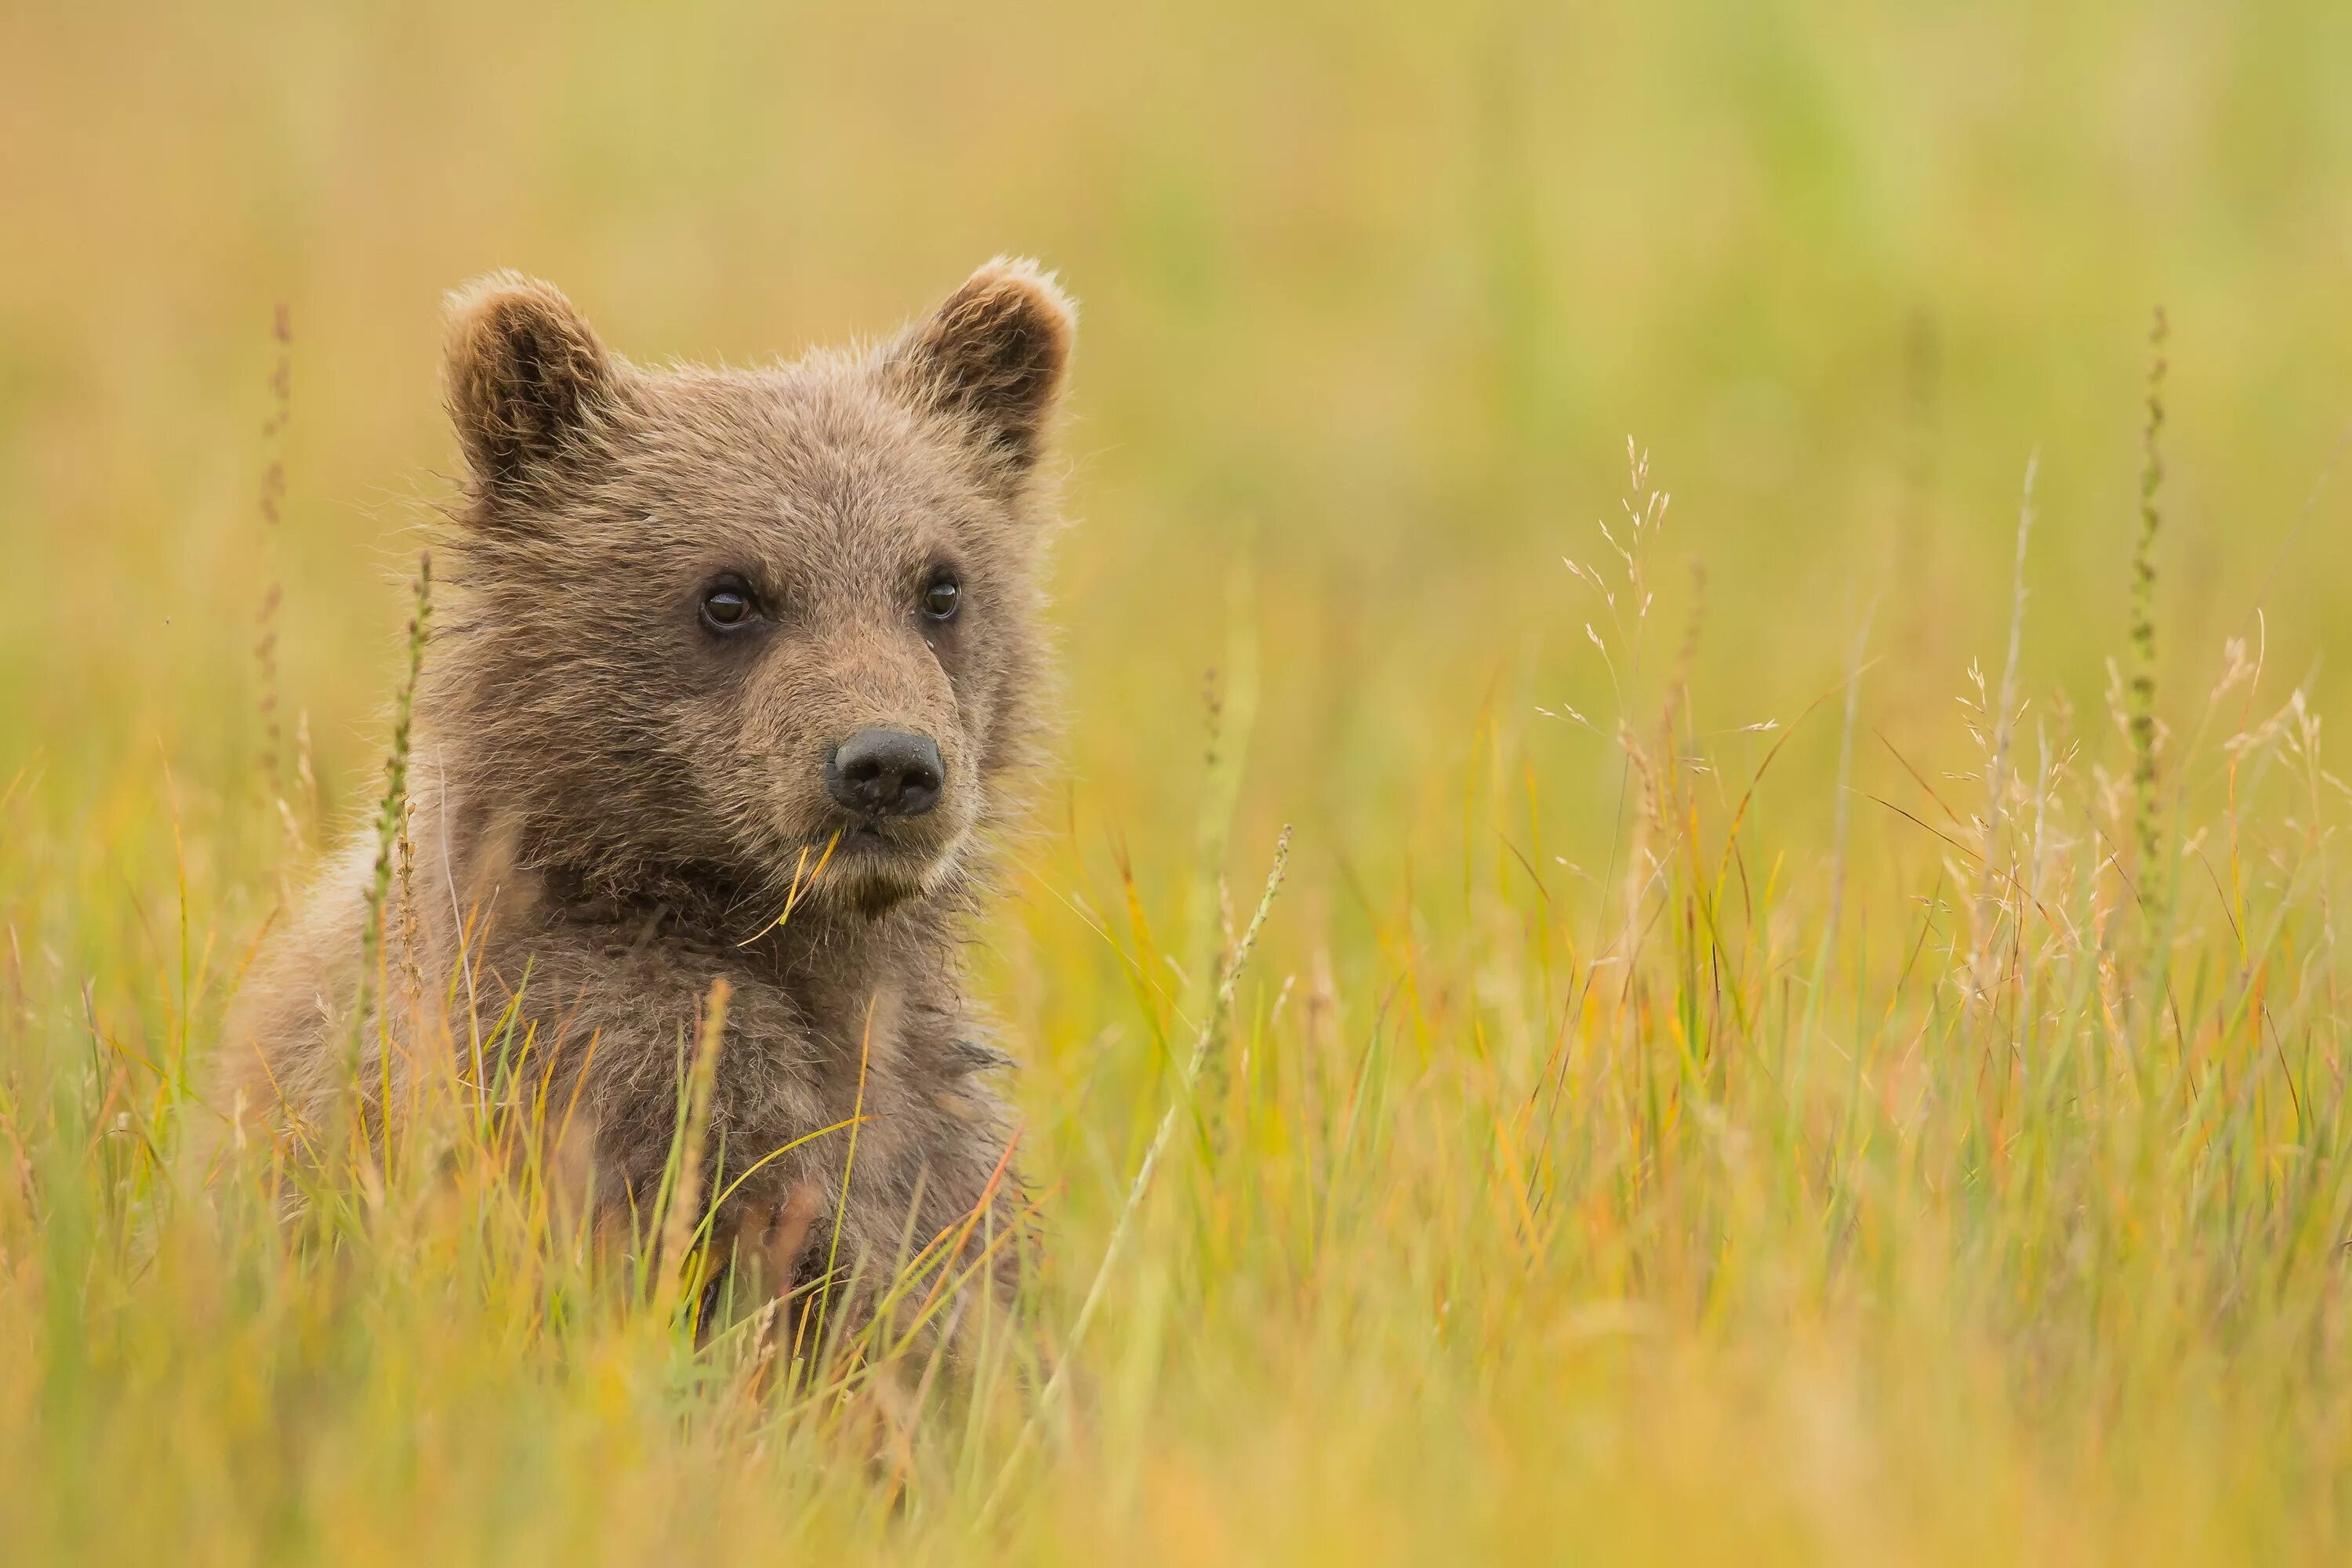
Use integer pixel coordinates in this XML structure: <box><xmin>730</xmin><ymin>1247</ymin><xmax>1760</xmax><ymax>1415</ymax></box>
<box><xmin>4</xmin><ymin>415</ymin><xmax>2349</xmax><ymax>1561</ymax></box>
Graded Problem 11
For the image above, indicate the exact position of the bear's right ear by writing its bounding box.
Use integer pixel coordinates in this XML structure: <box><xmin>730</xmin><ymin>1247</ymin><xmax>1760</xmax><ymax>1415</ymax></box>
<box><xmin>443</xmin><ymin>273</ymin><xmax>619</xmax><ymax>504</ymax></box>
<box><xmin>887</xmin><ymin>257</ymin><xmax>1076</xmax><ymax>481</ymax></box>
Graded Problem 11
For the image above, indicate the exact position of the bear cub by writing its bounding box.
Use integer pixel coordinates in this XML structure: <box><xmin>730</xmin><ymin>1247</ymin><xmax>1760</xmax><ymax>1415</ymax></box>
<box><xmin>227</xmin><ymin>259</ymin><xmax>1076</xmax><ymax>1330</ymax></box>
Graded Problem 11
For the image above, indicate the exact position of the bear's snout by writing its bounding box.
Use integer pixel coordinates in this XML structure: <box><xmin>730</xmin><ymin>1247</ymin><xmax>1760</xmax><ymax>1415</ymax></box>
<box><xmin>825</xmin><ymin>728</ymin><xmax>945</xmax><ymax>818</ymax></box>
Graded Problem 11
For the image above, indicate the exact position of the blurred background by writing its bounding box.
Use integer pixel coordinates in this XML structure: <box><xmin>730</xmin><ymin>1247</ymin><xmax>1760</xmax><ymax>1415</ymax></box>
<box><xmin>3</xmin><ymin>0</ymin><xmax>2350</xmax><ymax>979</ymax></box>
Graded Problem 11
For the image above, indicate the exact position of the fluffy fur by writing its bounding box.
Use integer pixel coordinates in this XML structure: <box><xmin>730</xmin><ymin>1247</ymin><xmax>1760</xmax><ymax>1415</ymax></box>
<box><xmin>224</xmin><ymin>260</ymin><xmax>1077</xmax><ymax>1326</ymax></box>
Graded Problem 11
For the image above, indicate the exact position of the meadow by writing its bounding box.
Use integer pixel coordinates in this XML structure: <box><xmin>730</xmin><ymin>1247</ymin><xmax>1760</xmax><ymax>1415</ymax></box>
<box><xmin>6</xmin><ymin>2</ymin><xmax>2352</xmax><ymax>1561</ymax></box>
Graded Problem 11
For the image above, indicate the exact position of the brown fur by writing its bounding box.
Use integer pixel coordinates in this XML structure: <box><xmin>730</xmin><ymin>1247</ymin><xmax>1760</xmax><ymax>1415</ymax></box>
<box><xmin>224</xmin><ymin>260</ymin><xmax>1076</xmax><ymax>1329</ymax></box>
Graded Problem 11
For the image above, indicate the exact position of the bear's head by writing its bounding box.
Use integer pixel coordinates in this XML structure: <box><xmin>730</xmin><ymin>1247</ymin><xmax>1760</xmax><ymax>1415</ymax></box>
<box><xmin>428</xmin><ymin>260</ymin><xmax>1075</xmax><ymax>924</ymax></box>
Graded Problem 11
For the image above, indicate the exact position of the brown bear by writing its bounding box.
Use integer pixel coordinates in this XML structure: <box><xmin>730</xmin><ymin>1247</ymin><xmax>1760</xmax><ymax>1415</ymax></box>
<box><xmin>223</xmin><ymin>259</ymin><xmax>1075</xmax><ymax>1340</ymax></box>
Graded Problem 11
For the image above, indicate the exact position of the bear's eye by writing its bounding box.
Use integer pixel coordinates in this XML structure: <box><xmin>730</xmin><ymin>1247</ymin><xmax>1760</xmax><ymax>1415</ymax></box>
<box><xmin>700</xmin><ymin>579</ymin><xmax>757</xmax><ymax>632</ymax></box>
<box><xmin>921</xmin><ymin>569</ymin><xmax>962</xmax><ymax>621</ymax></box>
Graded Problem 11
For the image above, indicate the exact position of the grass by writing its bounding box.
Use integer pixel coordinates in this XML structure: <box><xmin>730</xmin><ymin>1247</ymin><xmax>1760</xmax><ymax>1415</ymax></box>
<box><xmin>8</xmin><ymin>1</ymin><xmax>2352</xmax><ymax>1562</ymax></box>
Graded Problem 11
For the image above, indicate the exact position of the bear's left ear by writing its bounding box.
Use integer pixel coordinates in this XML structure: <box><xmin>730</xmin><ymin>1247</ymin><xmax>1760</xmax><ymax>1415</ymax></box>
<box><xmin>443</xmin><ymin>272</ymin><xmax>620</xmax><ymax>507</ymax></box>
<box><xmin>889</xmin><ymin>257</ymin><xmax>1076</xmax><ymax>476</ymax></box>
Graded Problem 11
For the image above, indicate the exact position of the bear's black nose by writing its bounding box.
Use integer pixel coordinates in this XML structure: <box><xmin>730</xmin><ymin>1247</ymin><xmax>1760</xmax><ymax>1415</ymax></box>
<box><xmin>826</xmin><ymin>728</ymin><xmax>944</xmax><ymax>818</ymax></box>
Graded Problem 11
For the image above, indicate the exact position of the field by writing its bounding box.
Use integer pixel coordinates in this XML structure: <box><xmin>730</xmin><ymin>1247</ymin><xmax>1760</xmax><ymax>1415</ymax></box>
<box><xmin>7</xmin><ymin>2</ymin><xmax>2352</xmax><ymax>1562</ymax></box>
